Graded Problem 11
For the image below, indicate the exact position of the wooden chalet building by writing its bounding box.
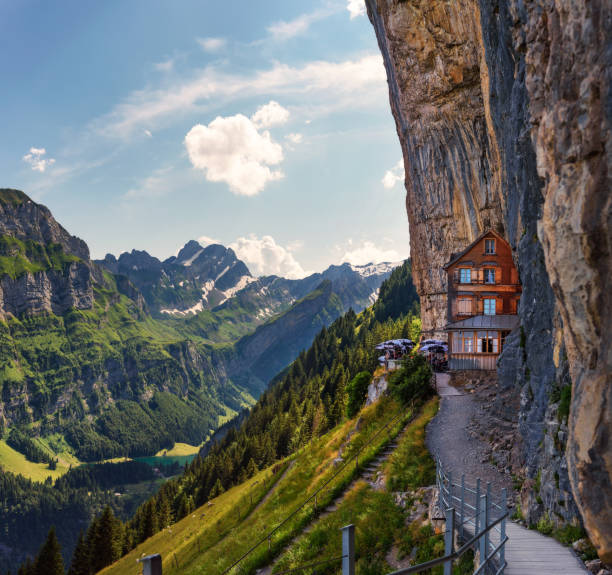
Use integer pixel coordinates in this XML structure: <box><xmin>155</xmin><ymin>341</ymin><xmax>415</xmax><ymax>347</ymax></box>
<box><xmin>443</xmin><ymin>230</ymin><xmax>522</xmax><ymax>370</ymax></box>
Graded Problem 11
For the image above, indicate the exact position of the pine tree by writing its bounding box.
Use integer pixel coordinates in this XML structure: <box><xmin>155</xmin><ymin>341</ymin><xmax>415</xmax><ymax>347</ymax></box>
<box><xmin>246</xmin><ymin>458</ymin><xmax>258</xmax><ymax>478</ymax></box>
<box><xmin>67</xmin><ymin>531</ymin><xmax>90</xmax><ymax>575</ymax></box>
<box><xmin>209</xmin><ymin>478</ymin><xmax>225</xmax><ymax>499</ymax></box>
<box><xmin>91</xmin><ymin>506</ymin><xmax>121</xmax><ymax>572</ymax></box>
<box><xmin>141</xmin><ymin>500</ymin><xmax>158</xmax><ymax>540</ymax></box>
<box><xmin>17</xmin><ymin>558</ymin><xmax>34</xmax><ymax>575</ymax></box>
<box><xmin>34</xmin><ymin>526</ymin><xmax>64</xmax><ymax>575</ymax></box>
<box><xmin>156</xmin><ymin>490</ymin><xmax>172</xmax><ymax>530</ymax></box>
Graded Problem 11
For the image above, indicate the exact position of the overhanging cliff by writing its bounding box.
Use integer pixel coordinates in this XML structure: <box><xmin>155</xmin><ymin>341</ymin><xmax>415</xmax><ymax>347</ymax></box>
<box><xmin>367</xmin><ymin>0</ymin><xmax>611</xmax><ymax>560</ymax></box>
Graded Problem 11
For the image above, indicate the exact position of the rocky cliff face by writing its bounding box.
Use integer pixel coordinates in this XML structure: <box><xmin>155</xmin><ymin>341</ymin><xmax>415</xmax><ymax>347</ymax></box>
<box><xmin>0</xmin><ymin>189</ymin><xmax>95</xmax><ymax>317</ymax></box>
<box><xmin>367</xmin><ymin>0</ymin><xmax>611</xmax><ymax>560</ymax></box>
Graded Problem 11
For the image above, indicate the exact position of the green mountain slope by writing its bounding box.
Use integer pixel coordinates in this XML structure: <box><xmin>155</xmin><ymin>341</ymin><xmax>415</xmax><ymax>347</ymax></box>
<box><xmin>44</xmin><ymin>261</ymin><xmax>421</xmax><ymax>573</ymax></box>
<box><xmin>0</xmin><ymin>190</ymin><xmax>361</xmax><ymax>462</ymax></box>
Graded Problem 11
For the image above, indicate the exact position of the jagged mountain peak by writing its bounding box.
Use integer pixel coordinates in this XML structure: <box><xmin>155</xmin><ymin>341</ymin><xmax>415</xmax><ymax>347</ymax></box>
<box><xmin>349</xmin><ymin>261</ymin><xmax>404</xmax><ymax>278</ymax></box>
<box><xmin>0</xmin><ymin>188</ymin><xmax>90</xmax><ymax>260</ymax></box>
<box><xmin>173</xmin><ymin>240</ymin><xmax>205</xmax><ymax>266</ymax></box>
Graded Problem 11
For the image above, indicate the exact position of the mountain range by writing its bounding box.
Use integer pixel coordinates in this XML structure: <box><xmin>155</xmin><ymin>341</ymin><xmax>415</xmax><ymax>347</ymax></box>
<box><xmin>96</xmin><ymin>240</ymin><xmax>400</xmax><ymax>321</ymax></box>
<box><xmin>0</xmin><ymin>188</ymin><xmax>402</xmax><ymax>462</ymax></box>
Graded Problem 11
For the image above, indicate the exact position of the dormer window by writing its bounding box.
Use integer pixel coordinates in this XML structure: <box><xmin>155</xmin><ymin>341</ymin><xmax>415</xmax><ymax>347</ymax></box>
<box><xmin>459</xmin><ymin>268</ymin><xmax>471</xmax><ymax>283</ymax></box>
<box><xmin>485</xmin><ymin>239</ymin><xmax>496</xmax><ymax>254</ymax></box>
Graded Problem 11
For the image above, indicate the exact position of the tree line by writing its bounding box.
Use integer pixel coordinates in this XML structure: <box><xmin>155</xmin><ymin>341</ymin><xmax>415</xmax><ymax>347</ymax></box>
<box><xmin>14</xmin><ymin>261</ymin><xmax>423</xmax><ymax>574</ymax></box>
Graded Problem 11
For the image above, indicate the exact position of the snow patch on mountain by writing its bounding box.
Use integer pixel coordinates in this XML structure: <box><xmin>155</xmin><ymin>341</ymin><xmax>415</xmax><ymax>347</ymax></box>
<box><xmin>160</xmin><ymin>300</ymin><xmax>204</xmax><ymax>316</ymax></box>
<box><xmin>222</xmin><ymin>275</ymin><xmax>256</xmax><ymax>299</ymax></box>
<box><xmin>181</xmin><ymin>248</ymin><xmax>203</xmax><ymax>267</ymax></box>
<box><xmin>350</xmin><ymin>261</ymin><xmax>403</xmax><ymax>278</ymax></box>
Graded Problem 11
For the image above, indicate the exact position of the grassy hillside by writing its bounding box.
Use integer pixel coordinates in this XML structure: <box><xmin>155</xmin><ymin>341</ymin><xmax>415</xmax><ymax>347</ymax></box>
<box><xmin>7</xmin><ymin>260</ymin><xmax>421</xmax><ymax>573</ymax></box>
<box><xmin>101</xmin><ymin>396</ymin><xmax>422</xmax><ymax>575</ymax></box>
<box><xmin>0</xmin><ymin>280</ymin><xmax>252</xmax><ymax>461</ymax></box>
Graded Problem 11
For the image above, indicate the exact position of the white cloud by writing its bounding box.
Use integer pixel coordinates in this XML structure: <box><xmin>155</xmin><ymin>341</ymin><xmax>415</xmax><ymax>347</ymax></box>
<box><xmin>22</xmin><ymin>147</ymin><xmax>56</xmax><ymax>172</ymax></box>
<box><xmin>144</xmin><ymin>129</ymin><xmax>153</xmax><ymax>138</ymax></box>
<box><xmin>347</xmin><ymin>0</ymin><xmax>366</xmax><ymax>19</ymax></box>
<box><xmin>94</xmin><ymin>54</ymin><xmax>386</xmax><ymax>139</ymax></box>
<box><xmin>286</xmin><ymin>133</ymin><xmax>303</xmax><ymax>144</ymax></box>
<box><xmin>340</xmin><ymin>239</ymin><xmax>403</xmax><ymax>265</ymax></box>
<box><xmin>154</xmin><ymin>58</ymin><xmax>174</xmax><ymax>72</ymax></box>
<box><xmin>124</xmin><ymin>167</ymin><xmax>173</xmax><ymax>199</ymax></box>
<box><xmin>197</xmin><ymin>37</ymin><xmax>227</xmax><ymax>53</ymax></box>
<box><xmin>230</xmin><ymin>234</ymin><xmax>309</xmax><ymax>279</ymax></box>
<box><xmin>251</xmin><ymin>100</ymin><xmax>290</xmax><ymax>129</ymax></box>
<box><xmin>196</xmin><ymin>235</ymin><xmax>220</xmax><ymax>247</ymax></box>
<box><xmin>266</xmin><ymin>11</ymin><xmax>325</xmax><ymax>41</ymax></box>
<box><xmin>381</xmin><ymin>159</ymin><xmax>404</xmax><ymax>189</ymax></box>
<box><xmin>185</xmin><ymin>110</ymin><xmax>284</xmax><ymax>196</ymax></box>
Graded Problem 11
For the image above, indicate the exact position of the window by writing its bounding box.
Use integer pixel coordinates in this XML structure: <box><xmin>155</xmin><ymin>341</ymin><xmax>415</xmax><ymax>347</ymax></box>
<box><xmin>457</xmin><ymin>298</ymin><xmax>473</xmax><ymax>315</ymax></box>
<box><xmin>459</xmin><ymin>268</ymin><xmax>471</xmax><ymax>283</ymax></box>
<box><xmin>484</xmin><ymin>268</ymin><xmax>496</xmax><ymax>284</ymax></box>
<box><xmin>484</xmin><ymin>298</ymin><xmax>496</xmax><ymax>315</ymax></box>
<box><xmin>462</xmin><ymin>333</ymin><xmax>473</xmax><ymax>353</ymax></box>
<box><xmin>485</xmin><ymin>239</ymin><xmax>496</xmax><ymax>254</ymax></box>
<box><xmin>453</xmin><ymin>332</ymin><xmax>474</xmax><ymax>353</ymax></box>
<box><xmin>477</xmin><ymin>331</ymin><xmax>499</xmax><ymax>353</ymax></box>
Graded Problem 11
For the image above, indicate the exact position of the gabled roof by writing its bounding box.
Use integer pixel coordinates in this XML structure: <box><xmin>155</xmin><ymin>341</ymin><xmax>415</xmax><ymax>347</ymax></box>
<box><xmin>443</xmin><ymin>229</ymin><xmax>507</xmax><ymax>270</ymax></box>
<box><xmin>445</xmin><ymin>314</ymin><xmax>519</xmax><ymax>331</ymax></box>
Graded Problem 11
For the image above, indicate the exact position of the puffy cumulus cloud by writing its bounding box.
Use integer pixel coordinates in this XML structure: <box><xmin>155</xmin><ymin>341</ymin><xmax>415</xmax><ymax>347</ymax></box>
<box><xmin>347</xmin><ymin>0</ymin><xmax>366</xmax><ymax>19</ymax></box>
<box><xmin>185</xmin><ymin>112</ymin><xmax>284</xmax><ymax>196</ymax></box>
<box><xmin>229</xmin><ymin>235</ymin><xmax>309</xmax><ymax>279</ymax></box>
<box><xmin>22</xmin><ymin>147</ymin><xmax>55</xmax><ymax>172</ymax></box>
<box><xmin>197</xmin><ymin>37</ymin><xmax>227</xmax><ymax>53</ymax></box>
<box><xmin>251</xmin><ymin>100</ymin><xmax>290</xmax><ymax>129</ymax></box>
<box><xmin>340</xmin><ymin>239</ymin><xmax>403</xmax><ymax>265</ymax></box>
<box><xmin>382</xmin><ymin>159</ymin><xmax>404</xmax><ymax>189</ymax></box>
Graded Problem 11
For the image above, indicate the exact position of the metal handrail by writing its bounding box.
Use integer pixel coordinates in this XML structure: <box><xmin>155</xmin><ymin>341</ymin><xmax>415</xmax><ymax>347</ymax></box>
<box><xmin>396</xmin><ymin>457</ymin><xmax>508</xmax><ymax>575</ymax></box>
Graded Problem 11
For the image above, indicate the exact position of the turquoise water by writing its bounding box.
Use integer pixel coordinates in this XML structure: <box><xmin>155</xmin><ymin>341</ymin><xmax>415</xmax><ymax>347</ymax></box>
<box><xmin>134</xmin><ymin>454</ymin><xmax>197</xmax><ymax>468</ymax></box>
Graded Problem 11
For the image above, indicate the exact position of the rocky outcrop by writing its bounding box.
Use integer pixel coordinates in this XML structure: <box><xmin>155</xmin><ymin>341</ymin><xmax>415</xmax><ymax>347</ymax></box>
<box><xmin>0</xmin><ymin>189</ymin><xmax>89</xmax><ymax>260</ymax></box>
<box><xmin>517</xmin><ymin>2</ymin><xmax>612</xmax><ymax>560</ymax></box>
<box><xmin>367</xmin><ymin>0</ymin><xmax>610</xmax><ymax>559</ymax></box>
<box><xmin>0</xmin><ymin>262</ymin><xmax>93</xmax><ymax>316</ymax></box>
<box><xmin>0</xmin><ymin>190</ymin><xmax>94</xmax><ymax>317</ymax></box>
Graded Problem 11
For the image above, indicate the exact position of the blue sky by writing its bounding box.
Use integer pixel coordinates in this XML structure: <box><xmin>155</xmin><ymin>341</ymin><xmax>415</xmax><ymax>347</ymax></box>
<box><xmin>0</xmin><ymin>0</ymin><xmax>409</xmax><ymax>278</ymax></box>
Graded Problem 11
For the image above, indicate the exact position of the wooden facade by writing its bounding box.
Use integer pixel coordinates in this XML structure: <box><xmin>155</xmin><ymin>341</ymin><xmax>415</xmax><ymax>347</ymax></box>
<box><xmin>444</xmin><ymin>230</ymin><xmax>522</xmax><ymax>370</ymax></box>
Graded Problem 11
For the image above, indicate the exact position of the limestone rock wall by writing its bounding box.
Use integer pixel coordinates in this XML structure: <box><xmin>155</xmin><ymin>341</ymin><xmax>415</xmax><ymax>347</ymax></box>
<box><xmin>367</xmin><ymin>0</ymin><xmax>611</xmax><ymax>560</ymax></box>
<box><xmin>0</xmin><ymin>263</ymin><xmax>94</xmax><ymax>317</ymax></box>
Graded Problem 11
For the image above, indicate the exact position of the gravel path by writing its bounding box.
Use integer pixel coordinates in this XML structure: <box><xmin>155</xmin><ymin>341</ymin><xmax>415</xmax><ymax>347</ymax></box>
<box><xmin>426</xmin><ymin>373</ymin><xmax>513</xmax><ymax>496</ymax></box>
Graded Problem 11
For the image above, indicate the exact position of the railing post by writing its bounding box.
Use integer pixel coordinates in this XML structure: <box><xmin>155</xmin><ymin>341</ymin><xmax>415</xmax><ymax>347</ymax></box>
<box><xmin>475</xmin><ymin>478</ymin><xmax>481</xmax><ymax>535</ymax></box>
<box><xmin>479</xmin><ymin>491</ymin><xmax>487</xmax><ymax>567</ymax></box>
<box><xmin>460</xmin><ymin>474</ymin><xmax>465</xmax><ymax>543</ymax></box>
<box><xmin>485</xmin><ymin>482</ymin><xmax>491</xmax><ymax>557</ymax></box>
<box><xmin>500</xmin><ymin>488</ymin><xmax>507</xmax><ymax>572</ymax></box>
<box><xmin>447</xmin><ymin>471</ymin><xmax>453</xmax><ymax>510</ymax></box>
<box><xmin>341</xmin><ymin>524</ymin><xmax>355</xmax><ymax>575</ymax></box>
<box><xmin>444</xmin><ymin>507</ymin><xmax>455</xmax><ymax>575</ymax></box>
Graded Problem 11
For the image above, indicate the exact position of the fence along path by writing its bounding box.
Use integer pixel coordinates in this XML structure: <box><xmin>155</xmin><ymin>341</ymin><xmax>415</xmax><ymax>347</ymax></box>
<box><xmin>430</xmin><ymin>372</ymin><xmax>587</xmax><ymax>575</ymax></box>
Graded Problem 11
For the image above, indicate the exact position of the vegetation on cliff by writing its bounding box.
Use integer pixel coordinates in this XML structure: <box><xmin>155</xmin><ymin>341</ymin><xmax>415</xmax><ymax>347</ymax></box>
<box><xmin>10</xmin><ymin>260</ymin><xmax>420</xmax><ymax>573</ymax></box>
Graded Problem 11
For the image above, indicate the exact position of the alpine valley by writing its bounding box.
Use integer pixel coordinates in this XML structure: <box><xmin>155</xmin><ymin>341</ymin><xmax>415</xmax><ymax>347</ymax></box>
<box><xmin>0</xmin><ymin>188</ymin><xmax>413</xmax><ymax>571</ymax></box>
